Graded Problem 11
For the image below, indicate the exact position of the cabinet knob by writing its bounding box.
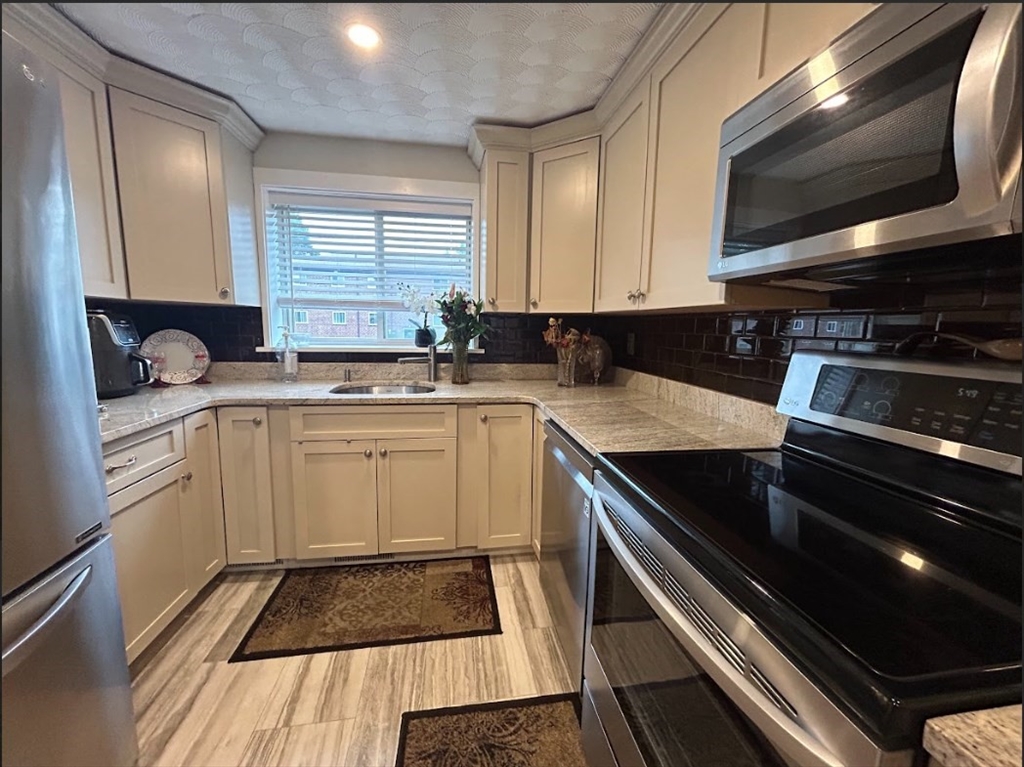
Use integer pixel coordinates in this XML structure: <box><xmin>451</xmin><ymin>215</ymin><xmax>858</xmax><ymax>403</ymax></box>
<box><xmin>364</xmin><ymin>449</ymin><xmax>373</xmax><ymax>458</ymax></box>
<box><xmin>479</xmin><ymin>413</ymin><xmax>488</xmax><ymax>423</ymax></box>
<box><xmin>626</xmin><ymin>290</ymin><xmax>636</xmax><ymax>301</ymax></box>
<box><xmin>181</xmin><ymin>471</ymin><xmax>193</xmax><ymax>482</ymax></box>
<box><xmin>252</xmin><ymin>416</ymin><xmax>262</xmax><ymax>426</ymax></box>
<box><xmin>530</xmin><ymin>298</ymin><xmax>539</xmax><ymax>308</ymax></box>
<box><xmin>219</xmin><ymin>287</ymin><xmax>230</xmax><ymax>299</ymax></box>
<box><xmin>379</xmin><ymin>448</ymin><xmax>388</xmax><ymax>457</ymax></box>
<box><xmin>488</xmin><ymin>297</ymin><xmax>496</xmax><ymax>306</ymax></box>
<box><xmin>636</xmin><ymin>290</ymin><xmax>646</xmax><ymax>302</ymax></box>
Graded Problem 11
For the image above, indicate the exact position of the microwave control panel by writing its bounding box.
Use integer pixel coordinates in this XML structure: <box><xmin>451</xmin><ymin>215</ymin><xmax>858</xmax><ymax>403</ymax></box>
<box><xmin>810</xmin><ymin>364</ymin><xmax>1022</xmax><ymax>457</ymax></box>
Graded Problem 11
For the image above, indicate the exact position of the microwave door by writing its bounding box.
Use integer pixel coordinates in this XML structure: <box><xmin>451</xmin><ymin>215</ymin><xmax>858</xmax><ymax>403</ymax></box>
<box><xmin>709</xmin><ymin>2</ymin><xmax>1021</xmax><ymax>282</ymax></box>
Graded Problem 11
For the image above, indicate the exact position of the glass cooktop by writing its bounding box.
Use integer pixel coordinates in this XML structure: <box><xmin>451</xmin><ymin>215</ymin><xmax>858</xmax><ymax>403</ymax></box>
<box><xmin>598</xmin><ymin>446</ymin><xmax>1022</xmax><ymax>693</ymax></box>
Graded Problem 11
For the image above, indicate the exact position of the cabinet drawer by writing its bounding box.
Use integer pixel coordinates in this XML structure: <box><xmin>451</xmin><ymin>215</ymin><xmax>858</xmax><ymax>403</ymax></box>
<box><xmin>289</xmin><ymin>405</ymin><xmax>457</xmax><ymax>442</ymax></box>
<box><xmin>102</xmin><ymin>420</ymin><xmax>185</xmax><ymax>494</ymax></box>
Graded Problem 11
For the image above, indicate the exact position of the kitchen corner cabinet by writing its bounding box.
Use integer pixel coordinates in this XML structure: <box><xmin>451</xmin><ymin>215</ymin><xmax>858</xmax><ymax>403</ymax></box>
<box><xmin>477</xmin><ymin>405</ymin><xmax>534</xmax><ymax>549</ymax></box>
<box><xmin>481</xmin><ymin>150</ymin><xmax>530</xmax><ymax>313</ymax></box>
<box><xmin>218</xmin><ymin>407</ymin><xmax>276</xmax><ymax>564</ymax></box>
<box><xmin>109</xmin><ymin>462</ymin><xmax>192</xmax><ymax>663</ymax></box>
<box><xmin>108</xmin><ymin>87</ymin><xmax>259</xmax><ymax>306</ymax></box>
<box><xmin>56</xmin><ymin>61</ymin><xmax>127</xmax><ymax>299</ymax></box>
<box><xmin>529</xmin><ymin>138</ymin><xmax>600</xmax><ymax>314</ymax></box>
<box><xmin>594</xmin><ymin>81</ymin><xmax>650</xmax><ymax>313</ymax></box>
<box><xmin>182</xmin><ymin>410</ymin><xmax>226</xmax><ymax>592</ymax></box>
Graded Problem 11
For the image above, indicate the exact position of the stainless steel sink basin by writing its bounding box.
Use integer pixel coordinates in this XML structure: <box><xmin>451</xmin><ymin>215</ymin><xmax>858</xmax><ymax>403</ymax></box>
<box><xmin>329</xmin><ymin>382</ymin><xmax>436</xmax><ymax>395</ymax></box>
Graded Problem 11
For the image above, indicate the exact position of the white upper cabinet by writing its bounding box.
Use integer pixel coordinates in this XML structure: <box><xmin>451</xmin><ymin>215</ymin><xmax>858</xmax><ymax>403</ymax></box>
<box><xmin>529</xmin><ymin>137</ymin><xmax>600</xmax><ymax>314</ymax></box>
<box><xmin>109</xmin><ymin>87</ymin><xmax>259</xmax><ymax>306</ymax></box>
<box><xmin>753</xmin><ymin>3</ymin><xmax>876</xmax><ymax>102</ymax></box>
<box><xmin>56</xmin><ymin>64</ymin><xmax>128</xmax><ymax>300</ymax></box>
<box><xmin>481</xmin><ymin>150</ymin><xmax>530</xmax><ymax>313</ymax></box>
<box><xmin>594</xmin><ymin>81</ymin><xmax>650</xmax><ymax>313</ymax></box>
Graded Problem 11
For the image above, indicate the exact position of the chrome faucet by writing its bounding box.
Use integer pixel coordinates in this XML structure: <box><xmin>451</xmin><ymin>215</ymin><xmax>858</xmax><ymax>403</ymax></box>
<box><xmin>397</xmin><ymin>345</ymin><xmax>437</xmax><ymax>382</ymax></box>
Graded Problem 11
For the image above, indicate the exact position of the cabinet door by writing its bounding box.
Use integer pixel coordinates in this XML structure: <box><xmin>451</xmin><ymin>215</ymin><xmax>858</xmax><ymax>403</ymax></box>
<box><xmin>109</xmin><ymin>462</ymin><xmax>191</xmax><ymax>662</ymax></box>
<box><xmin>109</xmin><ymin>87</ymin><xmax>232</xmax><ymax>304</ymax></box>
<box><xmin>529</xmin><ymin>138</ymin><xmax>600</xmax><ymax>314</ymax></box>
<box><xmin>477</xmin><ymin>405</ymin><xmax>533</xmax><ymax>549</ymax></box>
<box><xmin>378</xmin><ymin>438</ymin><xmax>457</xmax><ymax>554</ymax></box>
<box><xmin>594</xmin><ymin>83</ymin><xmax>649</xmax><ymax>313</ymax></box>
<box><xmin>182</xmin><ymin>410</ymin><xmax>226</xmax><ymax>592</ymax></box>
<box><xmin>755</xmin><ymin>3</ymin><xmax>875</xmax><ymax>99</ymax></box>
<box><xmin>640</xmin><ymin>4</ymin><xmax>764</xmax><ymax>310</ymax></box>
<box><xmin>481</xmin><ymin>150</ymin><xmax>530</xmax><ymax>313</ymax></box>
<box><xmin>56</xmin><ymin>64</ymin><xmax>126</xmax><ymax>299</ymax></box>
<box><xmin>218</xmin><ymin>407</ymin><xmax>276</xmax><ymax>564</ymax></box>
<box><xmin>291</xmin><ymin>440</ymin><xmax>378</xmax><ymax>558</ymax></box>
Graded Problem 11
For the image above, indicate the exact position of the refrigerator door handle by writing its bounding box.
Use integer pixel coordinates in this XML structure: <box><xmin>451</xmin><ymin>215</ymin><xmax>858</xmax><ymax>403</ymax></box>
<box><xmin>2</xmin><ymin>565</ymin><xmax>92</xmax><ymax>678</ymax></box>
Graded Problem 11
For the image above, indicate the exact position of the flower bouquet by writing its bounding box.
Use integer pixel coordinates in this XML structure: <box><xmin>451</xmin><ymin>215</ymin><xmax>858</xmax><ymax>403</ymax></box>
<box><xmin>436</xmin><ymin>284</ymin><xmax>488</xmax><ymax>384</ymax></box>
<box><xmin>542</xmin><ymin>318</ymin><xmax>582</xmax><ymax>387</ymax></box>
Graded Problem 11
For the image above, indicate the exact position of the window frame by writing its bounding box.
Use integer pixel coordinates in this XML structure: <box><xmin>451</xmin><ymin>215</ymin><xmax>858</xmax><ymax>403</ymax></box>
<box><xmin>293</xmin><ymin>309</ymin><xmax>309</xmax><ymax>324</ymax></box>
<box><xmin>254</xmin><ymin>168</ymin><xmax>481</xmax><ymax>353</ymax></box>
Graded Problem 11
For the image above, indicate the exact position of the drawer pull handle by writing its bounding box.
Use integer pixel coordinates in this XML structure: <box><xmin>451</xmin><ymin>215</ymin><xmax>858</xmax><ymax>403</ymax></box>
<box><xmin>252</xmin><ymin>416</ymin><xmax>262</xmax><ymax>426</ymax></box>
<box><xmin>104</xmin><ymin>455</ymin><xmax>137</xmax><ymax>474</ymax></box>
<box><xmin>364</xmin><ymin>449</ymin><xmax>373</xmax><ymax>458</ymax></box>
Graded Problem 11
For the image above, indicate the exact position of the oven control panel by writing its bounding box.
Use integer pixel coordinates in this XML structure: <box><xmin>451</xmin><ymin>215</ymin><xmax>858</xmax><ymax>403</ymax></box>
<box><xmin>809</xmin><ymin>364</ymin><xmax>1022</xmax><ymax>456</ymax></box>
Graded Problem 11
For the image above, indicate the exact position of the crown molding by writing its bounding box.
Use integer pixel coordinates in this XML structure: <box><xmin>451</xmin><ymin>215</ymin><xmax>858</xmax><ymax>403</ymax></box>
<box><xmin>2</xmin><ymin>3</ymin><xmax>264</xmax><ymax>150</ymax></box>
<box><xmin>594</xmin><ymin>3</ymin><xmax>702</xmax><ymax>126</ymax></box>
<box><xmin>468</xmin><ymin>4</ymin><xmax>702</xmax><ymax>166</ymax></box>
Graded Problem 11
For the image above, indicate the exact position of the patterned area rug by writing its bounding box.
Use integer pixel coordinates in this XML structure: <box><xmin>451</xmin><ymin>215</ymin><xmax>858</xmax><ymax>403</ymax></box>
<box><xmin>395</xmin><ymin>695</ymin><xmax>586</xmax><ymax>767</ymax></box>
<box><xmin>230</xmin><ymin>557</ymin><xmax>500</xmax><ymax>661</ymax></box>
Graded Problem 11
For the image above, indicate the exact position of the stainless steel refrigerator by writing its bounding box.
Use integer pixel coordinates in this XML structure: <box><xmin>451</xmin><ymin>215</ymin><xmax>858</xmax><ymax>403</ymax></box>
<box><xmin>1</xmin><ymin>30</ymin><xmax>139</xmax><ymax>767</ymax></box>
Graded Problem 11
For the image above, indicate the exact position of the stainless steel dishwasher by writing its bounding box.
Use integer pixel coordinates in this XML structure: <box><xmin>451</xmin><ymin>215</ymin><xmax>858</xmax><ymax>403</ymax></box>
<box><xmin>539</xmin><ymin>421</ymin><xmax>596</xmax><ymax>691</ymax></box>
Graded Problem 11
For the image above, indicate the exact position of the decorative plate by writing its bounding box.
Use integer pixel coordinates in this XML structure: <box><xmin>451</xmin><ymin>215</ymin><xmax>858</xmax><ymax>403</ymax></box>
<box><xmin>140</xmin><ymin>329</ymin><xmax>210</xmax><ymax>384</ymax></box>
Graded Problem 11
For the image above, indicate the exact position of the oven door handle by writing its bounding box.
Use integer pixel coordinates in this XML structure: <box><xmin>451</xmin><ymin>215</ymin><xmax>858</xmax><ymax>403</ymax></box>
<box><xmin>593</xmin><ymin>496</ymin><xmax>846</xmax><ymax>767</ymax></box>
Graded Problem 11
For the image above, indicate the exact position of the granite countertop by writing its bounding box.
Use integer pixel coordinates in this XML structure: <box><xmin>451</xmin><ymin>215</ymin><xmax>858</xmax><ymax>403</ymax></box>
<box><xmin>97</xmin><ymin>378</ymin><xmax>780</xmax><ymax>456</ymax></box>
<box><xmin>924</xmin><ymin>706</ymin><xmax>1022</xmax><ymax>767</ymax></box>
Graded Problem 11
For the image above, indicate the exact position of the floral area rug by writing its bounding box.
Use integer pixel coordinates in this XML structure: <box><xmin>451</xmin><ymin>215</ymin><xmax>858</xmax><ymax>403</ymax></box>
<box><xmin>229</xmin><ymin>557</ymin><xmax>500</xmax><ymax>661</ymax></box>
<box><xmin>395</xmin><ymin>695</ymin><xmax>585</xmax><ymax>767</ymax></box>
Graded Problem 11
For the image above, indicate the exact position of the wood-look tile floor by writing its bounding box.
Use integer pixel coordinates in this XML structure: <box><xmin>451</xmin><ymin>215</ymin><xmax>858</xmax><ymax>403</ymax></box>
<box><xmin>131</xmin><ymin>554</ymin><xmax>575</xmax><ymax>767</ymax></box>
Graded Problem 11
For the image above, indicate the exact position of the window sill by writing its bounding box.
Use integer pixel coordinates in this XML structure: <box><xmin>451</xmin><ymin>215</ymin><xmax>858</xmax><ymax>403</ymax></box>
<box><xmin>255</xmin><ymin>346</ymin><xmax>486</xmax><ymax>355</ymax></box>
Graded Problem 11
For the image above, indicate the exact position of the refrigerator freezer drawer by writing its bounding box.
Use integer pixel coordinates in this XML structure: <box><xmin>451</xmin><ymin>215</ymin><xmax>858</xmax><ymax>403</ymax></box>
<box><xmin>2</xmin><ymin>534</ymin><xmax>138</xmax><ymax>767</ymax></box>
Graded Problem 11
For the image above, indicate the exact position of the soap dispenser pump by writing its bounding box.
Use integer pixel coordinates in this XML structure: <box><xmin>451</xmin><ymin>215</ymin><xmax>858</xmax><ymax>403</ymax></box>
<box><xmin>277</xmin><ymin>326</ymin><xmax>299</xmax><ymax>382</ymax></box>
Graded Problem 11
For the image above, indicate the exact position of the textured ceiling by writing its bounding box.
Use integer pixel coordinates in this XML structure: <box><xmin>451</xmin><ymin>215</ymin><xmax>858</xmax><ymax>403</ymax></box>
<box><xmin>57</xmin><ymin>3</ymin><xmax>663</xmax><ymax>146</ymax></box>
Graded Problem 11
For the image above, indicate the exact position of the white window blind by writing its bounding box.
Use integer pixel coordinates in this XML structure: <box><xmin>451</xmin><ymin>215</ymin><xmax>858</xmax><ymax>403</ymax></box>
<box><xmin>266</xmin><ymin>190</ymin><xmax>473</xmax><ymax>318</ymax></box>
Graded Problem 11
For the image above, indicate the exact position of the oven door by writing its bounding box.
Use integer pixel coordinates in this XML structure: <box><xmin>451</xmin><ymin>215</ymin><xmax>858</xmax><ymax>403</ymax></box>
<box><xmin>709</xmin><ymin>2</ymin><xmax>1021</xmax><ymax>283</ymax></box>
<box><xmin>583</xmin><ymin>476</ymin><xmax>870</xmax><ymax>767</ymax></box>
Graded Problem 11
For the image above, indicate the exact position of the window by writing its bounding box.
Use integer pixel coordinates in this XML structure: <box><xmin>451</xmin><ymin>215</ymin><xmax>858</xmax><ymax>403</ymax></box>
<box><xmin>263</xmin><ymin>187</ymin><xmax>474</xmax><ymax>349</ymax></box>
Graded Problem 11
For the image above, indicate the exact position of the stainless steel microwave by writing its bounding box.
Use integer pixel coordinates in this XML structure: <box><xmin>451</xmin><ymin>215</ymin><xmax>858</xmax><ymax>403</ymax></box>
<box><xmin>709</xmin><ymin>3</ymin><xmax>1021</xmax><ymax>285</ymax></box>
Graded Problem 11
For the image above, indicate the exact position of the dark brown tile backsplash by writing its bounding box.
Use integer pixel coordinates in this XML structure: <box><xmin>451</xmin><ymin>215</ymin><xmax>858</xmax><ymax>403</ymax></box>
<box><xmin>86</xmin><ymin>237</ymin><xmax>1022</xmax><ymax>405</ymax></box>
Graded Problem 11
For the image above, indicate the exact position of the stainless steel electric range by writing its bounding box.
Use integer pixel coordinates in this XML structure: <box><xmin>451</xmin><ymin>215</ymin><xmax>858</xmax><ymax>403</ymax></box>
<box><xmin>582</xmin><ymin>351</ymin><xmax>1021</xmax><ymax>767</ymax></box>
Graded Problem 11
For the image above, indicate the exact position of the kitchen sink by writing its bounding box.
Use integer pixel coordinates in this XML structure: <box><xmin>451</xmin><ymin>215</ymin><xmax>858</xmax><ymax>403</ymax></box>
<box><xmin>329</xmin><ymin>382</ymin><xmax>436</xmax><ymax>395</ymax></box>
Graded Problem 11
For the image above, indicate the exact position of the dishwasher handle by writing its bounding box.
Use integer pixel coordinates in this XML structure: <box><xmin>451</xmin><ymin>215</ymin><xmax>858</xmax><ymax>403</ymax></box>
<box><xmin>592</xmin><ymin>491</ymin><xmax>846</xmax><ymax>767</ymax></box>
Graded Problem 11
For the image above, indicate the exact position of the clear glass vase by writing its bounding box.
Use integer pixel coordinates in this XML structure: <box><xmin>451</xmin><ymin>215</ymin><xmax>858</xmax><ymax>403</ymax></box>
<box><xmin>450</xmin><ymin>340</ymin><xmax>470</xmax><ymax>385</ymax></box>
<box><xmin>556</xmin><ymin>346</ymin><xmax>577</xmax><ymax>387</ymax></box>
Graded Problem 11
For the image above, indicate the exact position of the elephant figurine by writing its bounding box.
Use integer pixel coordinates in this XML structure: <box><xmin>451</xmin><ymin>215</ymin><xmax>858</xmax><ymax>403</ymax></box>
<box><xmin>576</xmin><ymin>334</ymin><xmax>612</xmax><ymax>385</ymax></box>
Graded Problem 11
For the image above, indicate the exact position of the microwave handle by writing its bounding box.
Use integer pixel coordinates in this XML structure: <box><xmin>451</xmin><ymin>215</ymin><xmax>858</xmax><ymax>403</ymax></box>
<box><xmin>591</xmin><ymin>493</ymin><xmax>845</xmax><ymax>767</ymax></box>
<box><xmin>129</xmin><ymin>353</ymin><xmax>154</xmax><ymax>386</ymax></box>
<box><xmin>955</xmin><ymin>2</ymin><xmax>1021</xmax><ymax>208</ymax></box>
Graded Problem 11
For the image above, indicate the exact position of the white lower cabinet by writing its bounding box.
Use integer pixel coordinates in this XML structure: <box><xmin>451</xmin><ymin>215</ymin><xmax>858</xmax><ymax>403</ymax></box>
<box><xmin>477</xmin><ymin>405</ymin><xmax>534</xmax><ymax>549</ymax></box>
<box><xmin>377</xmin><ymin>438</ymin><xmax>457</xmax><ymax>554</ymax></box>
<box><xmin>218</xmin><ymin>407</ymin><xmax>276</xmax><ymax>564</ymax></box>
<box><xmin>290</xmin><ymin>436</ymin><xmax>457</xmax><ymax>558</ymax></box>
<box><xmin>109</xmin><ymin>462</ymin><xmax>191</xmax><ymax>663</ymax></box>
<box><xmin>291</xmin><ymin>440</ymin><xmax>379</xmax><ymax>558</ymax></box>
<box><xmin>182</xmin><ymin>410</ymin><xmax>226</xmax><ymax>591</ymax></box>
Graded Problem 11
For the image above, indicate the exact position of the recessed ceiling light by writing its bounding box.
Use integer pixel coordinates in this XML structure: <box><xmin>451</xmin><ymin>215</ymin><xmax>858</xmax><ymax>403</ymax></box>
<box><xmin>820</xmin><ymin>93</ymin><xmax>850</xmax><ymax>110</ymax></box>
<box><xmin>346</xmin><ymin>23</ymin><xmax>381</xmax><ymax>49</ymax></box>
